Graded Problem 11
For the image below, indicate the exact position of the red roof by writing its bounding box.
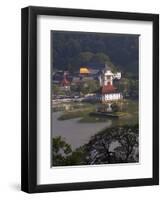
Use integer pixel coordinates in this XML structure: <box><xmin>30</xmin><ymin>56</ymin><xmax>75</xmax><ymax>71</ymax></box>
<box><xmin>60</xmin><ymin>75</ymin><xmax>70</xmax><ymax>86</ymax></box>
<box><xmin>101</xmin><ymin>84</ymin><xmax>116</xmax><ymax>94</ymax></box>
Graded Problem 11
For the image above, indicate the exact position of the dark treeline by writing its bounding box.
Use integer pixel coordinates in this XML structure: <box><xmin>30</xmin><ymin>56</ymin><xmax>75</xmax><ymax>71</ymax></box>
<box><xmin>51</xmin><ymin>31</ymin><xmax>139</xmax><ymax>75</ymax></box>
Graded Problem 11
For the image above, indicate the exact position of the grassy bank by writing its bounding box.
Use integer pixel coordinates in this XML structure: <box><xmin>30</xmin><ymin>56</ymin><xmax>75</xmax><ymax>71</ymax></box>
<box><xmin>56</xmin><ymin>100</ymin><xmax>138</xmax><ymax>124</ymax></box>
<box><xmin>58</xmin><ymin>105</ymin><xmax>95</xmax><ymax>120</ymax></box>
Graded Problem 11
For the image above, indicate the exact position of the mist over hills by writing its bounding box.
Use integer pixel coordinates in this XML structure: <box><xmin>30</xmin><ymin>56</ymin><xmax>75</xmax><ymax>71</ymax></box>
<box><xmin>51</xmin><ymin>31</ymin><xmax>139</xmax><ymax>75</ymax></box>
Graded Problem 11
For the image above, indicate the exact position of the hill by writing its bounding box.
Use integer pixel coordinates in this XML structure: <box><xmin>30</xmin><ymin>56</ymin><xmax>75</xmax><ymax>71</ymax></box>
<box><xmin>51</xmin><ymin>31</ymin><xmax>139</xmax><ymax>75</ymax></box>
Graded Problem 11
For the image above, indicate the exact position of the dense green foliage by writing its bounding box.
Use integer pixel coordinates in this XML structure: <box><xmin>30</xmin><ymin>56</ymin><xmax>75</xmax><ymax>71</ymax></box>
<box><xmin>52</xmin><ymin>136</ymin><xmax>86</xmax><ymax>166</ymax></box>
<box><xmin>116</xmin><ymin>78</ymin><xmax>139</xmax><ymax>99</ymax></box>
<box><xmin>71</xmin><ymin>79</ymin><xmax>100</xmax><ymax>95</ymax></box>
<box><xmin>52</xmin><ymin>31</ymin><xmax>139</xmax><ymax>74</ymax></box>
<box><xmin>84</xmin><ymin>124</ymin><xmax>139</xmax><ymax>164</ymax></box>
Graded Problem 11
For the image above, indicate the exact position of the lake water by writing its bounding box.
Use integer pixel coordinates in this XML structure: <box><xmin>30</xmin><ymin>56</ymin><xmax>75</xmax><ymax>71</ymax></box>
<box><xmin>52</xmin><ymin>100</ymin><xmax>138</xmax><ymax>150</ymax></box>
<box><xmin>52</xmin><ymin>112</ymin><xmax>112</xmax><ymax>150</ymax></box>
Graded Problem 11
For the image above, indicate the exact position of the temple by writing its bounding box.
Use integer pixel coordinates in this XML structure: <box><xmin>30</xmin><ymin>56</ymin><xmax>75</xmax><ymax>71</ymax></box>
<box><xmin>97</xmin><ymin>65</ymin><xmax>123</xmax><ymax>103</ymax></box>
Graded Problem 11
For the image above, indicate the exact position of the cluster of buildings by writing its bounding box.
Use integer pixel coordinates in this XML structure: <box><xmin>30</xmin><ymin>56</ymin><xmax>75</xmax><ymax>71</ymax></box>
<box><xmin>53</xmin><ymin>64</ymin><xmax>123</xmax><ymax>103</ymax></box>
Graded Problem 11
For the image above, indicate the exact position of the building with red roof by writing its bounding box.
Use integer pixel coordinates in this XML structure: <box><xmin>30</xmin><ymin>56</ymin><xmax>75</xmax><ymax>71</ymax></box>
<box><xmin>101</xmin><ymin>84</ymin><xmax>116</xmax><ymax>94</ymax></box>
<box><xmin>97</xmin><ymin>66</ymin><xmax>123</xmax><ymax>103</ymax></box>
<box><xmin>60</xmin><ymin>73</ymin><xmax>70</xmax><ymax>90</ymax></box>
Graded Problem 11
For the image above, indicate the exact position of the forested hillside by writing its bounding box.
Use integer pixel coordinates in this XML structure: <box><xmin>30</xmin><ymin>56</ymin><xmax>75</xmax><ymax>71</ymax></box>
<box><xmin>51</xmin><ymin>31</ymin><xmax>139</xmax><ymax>75</ymax></box>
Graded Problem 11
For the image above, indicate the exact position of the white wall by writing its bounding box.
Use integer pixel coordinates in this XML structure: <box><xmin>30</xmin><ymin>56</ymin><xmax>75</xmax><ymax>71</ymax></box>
<box><xmin>0</xmin><ymin>0</ymin><xmax>162</xmax><ymax>199</ymax></box>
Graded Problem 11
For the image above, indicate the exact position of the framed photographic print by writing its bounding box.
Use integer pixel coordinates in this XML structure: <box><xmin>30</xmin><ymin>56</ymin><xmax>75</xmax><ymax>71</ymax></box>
<box><xmin>21</xmin><ymin>6</ymin><xmax>159</xmax><ymax>193</ymax></box>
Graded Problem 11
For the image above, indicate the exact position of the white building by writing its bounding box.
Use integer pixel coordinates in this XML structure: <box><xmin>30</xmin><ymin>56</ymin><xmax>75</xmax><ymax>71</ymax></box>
<box><xmin>102</xmin><ymin>92</ymin><xmax>122</xmax><ymax>102</ymax></box>
<box><xmin>99</xmin><ymin>65</ymin><xmax>121</xmax><ymax>86</ymax></box>
<box><xmin>98</xmin><ymin>66</ymin><xmax>123</xmax><ymax>103</ymax></box>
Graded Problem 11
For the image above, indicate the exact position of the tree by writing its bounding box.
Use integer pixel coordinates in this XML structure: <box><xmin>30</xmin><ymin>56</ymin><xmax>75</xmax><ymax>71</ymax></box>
<box><xmin>52</xmin><ymin>136</ymin><xmax>72</xmax><ymax>166</ymax></box>
<box><xmin>115</xmin><ymin>125</ymin><xmax>139</xmax><ymax>162</ymax></box>
<box><xmin>53</xmin><ymin>84</ymin><xmax>60</xmax><ymax>95</ymax></box>
<box><xmin>128</xmin><ymin>79</ymin><xmax>139</xmax><ymax>99</ymax></box>
<box><xmin>70</xmin><ymin>84</ymin><xmax>80</xmax><ymax>93</ymax></box>
<box><xmin>93</xmin><ymin>52</ymin><xmax>110</xmax><ymax>64</ymax></box>
<box><xmin>79</xmin><ymin>51</ymin><xmax>94</xmax><ymax>63</ymax></box>
<box><xmin>52</xmin><ymin>137</ymin><xmax>86</xmax><ymax>166</ymax></box>
<box><xmin>117</xmin><ymin>78</ymin><xmax>138</xmax><ymax>99</ymax></box>
<box><xmin>80</xmin><ymin>80</ymin><xmax>100</xmax><ymax>95</ymax></box>
<box><xmin>84</xmin><ymin>133</ymin><xmax>116</xmax><ymax>164</ymax></box>
<box><xmin>65</xmin><ymin>147</ymin><xmax>86</xmax><ymax>166</ymax></box>
<box><xmin>83</xmin><ymin>125</ymin><xmax>139</xmax><ymax>164</ymax></box>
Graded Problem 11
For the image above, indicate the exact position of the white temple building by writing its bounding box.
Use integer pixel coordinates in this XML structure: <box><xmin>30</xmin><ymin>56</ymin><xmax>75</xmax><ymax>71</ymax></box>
<box><xmin>98</xmin><ymin>65</ymin><xmax>123</xmax><ymax>103</ymax></box>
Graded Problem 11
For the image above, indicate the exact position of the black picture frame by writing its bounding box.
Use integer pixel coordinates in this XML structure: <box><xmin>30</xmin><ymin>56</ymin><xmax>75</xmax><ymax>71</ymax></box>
<box><xmin>21</xmin><ymin>6</ymin><xmax>159</xmax><ymax>193</ymax></box>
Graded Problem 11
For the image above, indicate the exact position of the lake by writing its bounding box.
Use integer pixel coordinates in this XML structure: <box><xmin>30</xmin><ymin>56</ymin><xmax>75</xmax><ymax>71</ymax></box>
<box><xmin>52</xmin><ymin>112</ymin><xmax>112</xmax><ymax>150</ymax></box>
<box><xmin>52</xmin><ymin>100</ymin><xmax>138</xmax><ymax>150</ymax></box>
